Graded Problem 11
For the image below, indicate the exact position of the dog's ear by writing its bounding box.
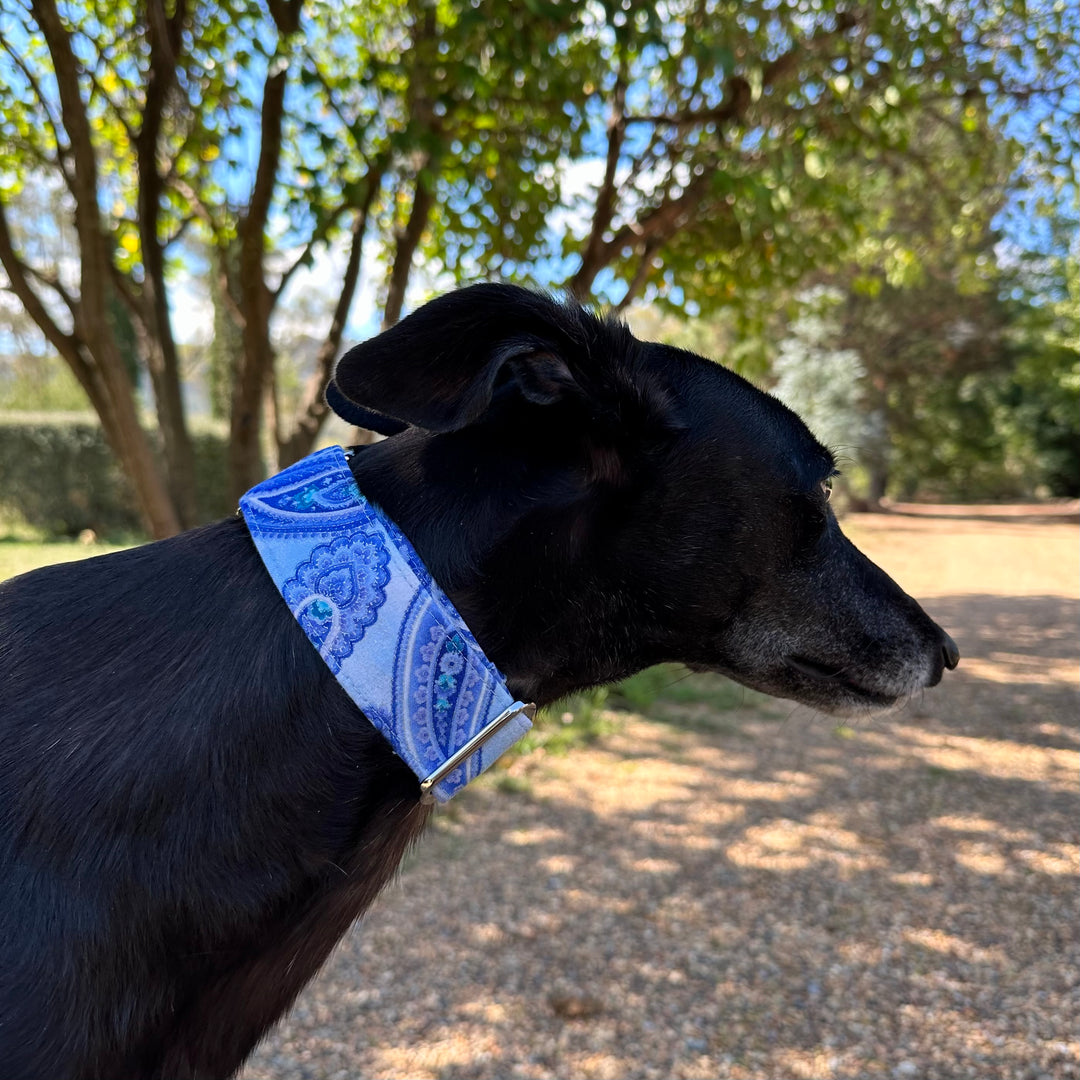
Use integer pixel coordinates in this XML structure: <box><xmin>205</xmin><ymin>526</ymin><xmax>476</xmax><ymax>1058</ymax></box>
<box><xmin>327</xmin><ymin>284</ymin><xmax>584</xmax><ymax>432</ymax></box>
<box><xmin>324</xmin><ymin>382</ymin><xmax>409</xmax><ymax>437</ymax></box>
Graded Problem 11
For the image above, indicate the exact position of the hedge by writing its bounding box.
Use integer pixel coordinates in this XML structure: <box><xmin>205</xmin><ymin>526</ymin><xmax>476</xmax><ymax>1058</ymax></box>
<box><xmin>0</xmin><ymin>412</ymin><xmax>232</xmax><ymax>539</ymax></box>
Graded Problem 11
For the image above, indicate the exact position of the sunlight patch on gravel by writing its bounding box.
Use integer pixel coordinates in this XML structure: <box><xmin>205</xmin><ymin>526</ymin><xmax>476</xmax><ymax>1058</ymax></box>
<box><xmin>725</xmin><ymin>815</ymin><xmax>888</xmax><ymax>875</ymax></box>
<box><xmin>862</xmin><ymin>723</ymin><xmax>1077</xmax><ymax>789</ymax></box>
<box><xmin>959</xmin><ymin>653</ymin><xmax>1078</xmax><ymax>684</ymax></box>
<box><xmin>930</xmin><ymin>813</ymin><xmax>1038</xmax><ymax>841</ymax></box>
<box><xmin>1014</xmin><ymin>844</ymin><xmax>1079</xmax><ymax>876</ymax></box>
<box><xmin>902</xmin><ymin>926</ymin><xmax>1011</xmax><ymax>966</ymax></box>
<box><xmin>371</xmin><ymin>1033</ymin><xmax>501</xmax><ymax>1080</ymax></box>
<box><xmin>503</xmin><ymin>826</ymin><xmax>567</xmax><ymax>846</ymax></box>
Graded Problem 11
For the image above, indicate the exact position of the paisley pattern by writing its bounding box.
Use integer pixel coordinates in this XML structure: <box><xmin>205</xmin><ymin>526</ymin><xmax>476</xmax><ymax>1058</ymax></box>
<box><xmin>281</xmin><ymin>532</ymin><xmax>390</xmax><ymax>673</ymax></box>
<box><xmin>388</xmin><ymin>592</ymin><xmax>504</xmax><ymax>793</ymax></box>
<box><xmin>239</xmin><ymin>458</ymin><xmax>362</xmax><ymax>536</ymax></box>
<box><xmin>240</xmin><ymin>445</ymin><xmax>532</xmax><ymax>801</ymax></box>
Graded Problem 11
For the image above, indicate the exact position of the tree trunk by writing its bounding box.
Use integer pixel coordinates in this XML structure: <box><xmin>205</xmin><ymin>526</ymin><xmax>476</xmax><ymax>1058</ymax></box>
<box><xmin>72</xmin><ymin>288</ymin><xmax>182</xmax><ymax>538</ymax></box>
<box><xmin>278</xmin><ymin>189</ymin><xmax>380</xmax><ymax>468</ymax></box>
<box><xmin>226</xmin><ymin>1</ymin><xmax>296</xmax><ymax>501</ymax></box>
<box><xmin>137</xmin><ymin>284</ymin><xmax>199</xmax><ymax>526</ymax></box>
<box><xmin>136</xmin><ymin>0</ymin><xmax>199</xmax><ymax>528</ymax></box>
<box><xmin>208</xmin><ymin>244</ymin><xmax>243</xmax><ymax>420</ymax></box>
<box><xmin>31</xmin><ymin>0</ymin><xmax>181</xmax><ymax>538</ymax></box>
<box><xmin>98</xmin><ymin>361</ymin><xmax>184</xmax><ymax>539</ymax></box>
<box><xmin>383</xmin><ymin>167</ymin><xmax>435</xmax><ymax>329</ymax></box>
<box><xmin>83</xmin><ymin>277</ymin><xmax>182</xmax><ymax>538</ymax></box>
<box><xmin>863</xmin><ymin>403</ymin><xmax>890</xmax><ymax>511</ymax></box>
<box><xmin>866</xmin><ymin>464</ymin><xmax>889</xmax><ymax>509</ymax></box>
<box><xmin>228</xmin><ymin>285</ymin><xmax>273</xmax><ymax>503</ymax></box>
<box><xmin>61</xmin><ymin>333</ymin><xmax>180</xmax><ymax>540</ymax></box>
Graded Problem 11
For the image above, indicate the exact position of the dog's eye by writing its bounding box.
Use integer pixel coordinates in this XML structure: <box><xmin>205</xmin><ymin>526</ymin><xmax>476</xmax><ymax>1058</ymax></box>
<box><xmin>821</xmin><ymin>477</ymin><xmax>833</xmax><ymax>503</ymax></box>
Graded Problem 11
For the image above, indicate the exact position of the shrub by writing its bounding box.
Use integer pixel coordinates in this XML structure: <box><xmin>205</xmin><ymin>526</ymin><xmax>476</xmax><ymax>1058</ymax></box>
<box><xmin>0</xmin><ymin>412</ymin><xmax>230</xmax><ymax>539</ymax></box>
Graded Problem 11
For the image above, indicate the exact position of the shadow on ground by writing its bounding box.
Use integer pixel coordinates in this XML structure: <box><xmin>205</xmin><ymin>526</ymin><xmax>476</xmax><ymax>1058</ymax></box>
<box><xmin>243</xmin><ymin>588</ymin><xmax>1078</xmax><ymax>1080</ymax></box>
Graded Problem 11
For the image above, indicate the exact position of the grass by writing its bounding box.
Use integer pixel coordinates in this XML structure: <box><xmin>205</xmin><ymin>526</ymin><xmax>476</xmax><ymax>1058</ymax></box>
<box><xmin>515</xmin><ymin>687</ymin><xmax>616</xmax><ymax>757</ymax></box>
<box><xmin>0</xmin><ymin>535</ymin><xmax>130</xmax><ymax>583</ymax></box>
<box><xmin>614</xmin><ymin>663</ymin><xmax>772</xmax><ymax>715</ymax></box>
<box><xmin>493</xmin><ymin>662</ymin><xmax>773</xmax><ymax>782</ymax></box>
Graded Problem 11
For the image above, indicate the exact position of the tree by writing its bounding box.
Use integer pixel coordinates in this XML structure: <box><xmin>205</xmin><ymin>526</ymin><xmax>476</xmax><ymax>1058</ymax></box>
<box><xmin>471</xmin><ymin>0</ymin><xmax>1075</xmax><ymax>314</ymax></box>
<box><xmin>770</xmin><ymin>287</ymin><xmax>874</xmax><ymax>471</ymax></box>
<box><xmin>983</xmin><ymin>234</ymin><xmax>1079</xmax><ymax>498</ymax></box>
<box><xmin>1</xmin><ymin>0</ymin><xmax>186</xmax><ymax>535</ymax></box>
<box><xmin>2</xmin><ymin>0</ymin><xmax>1076</xmax><ymax>533</ymax></box>
<box><xmin>1</xmin><ymin>0</ymin><xmax>590</xmax><ymax>516</ymax></box>
<box><xmin>765</xmin><ymin>199</ymin><xmax>1077</xmax><ymax>503</ymax></box>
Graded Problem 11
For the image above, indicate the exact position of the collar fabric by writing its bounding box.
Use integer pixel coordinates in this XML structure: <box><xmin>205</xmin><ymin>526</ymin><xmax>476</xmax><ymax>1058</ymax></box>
<box><xmin>239</xmin><ymin>445</ymin><xmax>533</xmax><ymax>802</ymax></box>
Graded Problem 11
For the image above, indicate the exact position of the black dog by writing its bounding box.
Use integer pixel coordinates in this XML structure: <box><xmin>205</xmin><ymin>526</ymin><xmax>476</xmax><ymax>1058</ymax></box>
<box><xmin>0</xmin><ymin>284</ymin><xmax>957</xmax><ymax>1079</ymax></box>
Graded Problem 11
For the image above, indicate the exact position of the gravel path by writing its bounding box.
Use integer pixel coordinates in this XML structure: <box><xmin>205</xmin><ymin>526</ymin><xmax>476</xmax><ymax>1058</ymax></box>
<box><xmin>242</xmin><ymin>514</ymin><xmax>1079</xmax><ymax>1080</ymax></box>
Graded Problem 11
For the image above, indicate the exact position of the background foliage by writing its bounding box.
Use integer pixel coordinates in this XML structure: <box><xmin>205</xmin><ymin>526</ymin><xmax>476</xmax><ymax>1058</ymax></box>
<box><xmin>0</xmin><ymin>413</ymin><xmax>230</xmax><ymax>536</ymax></box>
<box><xmin>0</xmin><ymin>0</ymin><xmax>1077</xmax><ymax>538</ymax></box>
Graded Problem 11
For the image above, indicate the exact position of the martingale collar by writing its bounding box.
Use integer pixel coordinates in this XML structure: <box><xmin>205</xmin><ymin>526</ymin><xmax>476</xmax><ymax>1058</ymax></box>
<box><xmin>239</xmin><ymin>445</ymin><xmax>534</xmax><ymax>803</ymax></box>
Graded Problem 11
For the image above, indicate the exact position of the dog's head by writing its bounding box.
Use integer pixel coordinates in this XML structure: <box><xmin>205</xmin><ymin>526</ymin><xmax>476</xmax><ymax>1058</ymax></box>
<box><xmin>329</xmin><ymin>283</ymin><xmax>957</xmax><ymax>713</ymax></box>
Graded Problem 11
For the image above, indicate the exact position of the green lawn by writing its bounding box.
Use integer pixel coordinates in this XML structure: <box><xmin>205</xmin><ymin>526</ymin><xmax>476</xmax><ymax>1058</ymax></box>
<box><xmin>0</xmin><ymin>539</ymin><xmax>130</xmax><ymax>583</ymax></box>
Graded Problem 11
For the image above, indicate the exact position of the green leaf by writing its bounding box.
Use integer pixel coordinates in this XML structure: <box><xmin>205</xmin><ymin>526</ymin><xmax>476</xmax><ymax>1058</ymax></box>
<box><xmin>804</xmin><ymin>150</ymin><xmax>828</xmax><ymax>180</ymax></box>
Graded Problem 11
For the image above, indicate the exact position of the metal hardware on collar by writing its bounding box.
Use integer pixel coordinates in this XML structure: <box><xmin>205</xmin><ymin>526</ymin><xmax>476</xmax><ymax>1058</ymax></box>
<box><xmin>418</xmin><ymin>701</ymin><xmax>536</xmax><ymax>804</ymax></box>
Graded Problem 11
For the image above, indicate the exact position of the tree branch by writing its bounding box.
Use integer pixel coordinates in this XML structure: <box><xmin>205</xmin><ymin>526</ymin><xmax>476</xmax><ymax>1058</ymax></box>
<box><xmin>209</xmin><ymin>245</ymin><xmax>245</xmax><ymax>330</ymax></box>
<box><xmin>0</xmin><ymin>195</ymin><xmax>84</xmax><ymax>369</ymax></box>
<box><xmin>241</xmin><ymin>0</ymin><xmax>300</xmax><ymax>249</ymax></box>
<box><xmin>626</xmin><ymin>97</ymin><xmax>749</xmax><ymax>130</ymax></box>
<box><xmin>568</xmin><ymin>10</ymin><xmax>863</xmax><ymax>300</ymax></box>
<box><xmin>2</xmin><ymin>137</ymin><xmax>75</xmax><ymax>190</ymax></box>
<box><xmin>171</xmin><ymin>175</ymin><xmax>223</xmax><ymax>236</ymax></box>
<box><xmin>570</xmin><ymin>172</ymin><xmax>711</xmax><ymax>299</ymax></box>
<box><xmin>150</xmin><ymin>0</ymin><xmax>185</xmax><ymax>71</ymax></box>
<box><xmin>271</xmin><ymin>203</ymin><xmax>350</xmax><ymax>303</ymax></box>
<box><xmin>614</xmin><ymin>241</ymin><xmax>658</xmax><ymax>314</ymax></box>
<box><xmin>0</xmin><ymin>38</ymin><xmax>74</xmax><ymax>191</ymax></box>
<box><xmin>159</xmin><ymin>115</ymin><xmax>201</xmax><ymax>187</ymax></box>
<box><xmin>307</xmin><ymin>60</ymin><xmax>361</xmax><ymax>142</ymax></box>
<box><xmin>383</xmin><ymin>165</ymin><xmax>435</xmax><ymax>328</ymax></box>
<box><xmin>136</xmin><ymin>0</ymin><xmax>199</xmax><ymax>526</ymax></box>
<box><xmin>84</xmin><ymin>64</ymin><xmax>138</xmax><ymax>146</ymax></box>
<box><xmin>241</xmin><ymin>68</ymin><xmax>288</xmax><ymax>255</ymax></box>
<box><xmin>570</xmin><ymin>67</ymin><xmax>626</xmax><ymax>302</ymax></box>
<box><xmin>278</xmin><ymin>168</ymin><xmax>383</xmax><ymax>465</ymax></box>
<box><xmin>24</xmin><ymin>262</ymin><xmax>79</xmax><ymax>320</ymax></box>
<box><xmin>31</xmin><ymin>0</ymin><xmax>111</xmax><ymax>290</ymax></box>
<box><xmin>161</xmin><ymin>213</ymin><xmax>196</xmax><ymax>250</ymax></box>
<box><xmin>625</xmin><ymin>16</ymin><xmax>857</xmax><ymax>131</ymax></box>
<box><xmin>104</xmin><ymin>257</ymin><xmax>140</xmax><ymax>310</ymax></box>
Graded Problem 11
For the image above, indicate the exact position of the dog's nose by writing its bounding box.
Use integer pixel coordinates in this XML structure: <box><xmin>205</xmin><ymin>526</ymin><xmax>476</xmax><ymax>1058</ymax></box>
<box><xmin>941</xmin><ymin>631</ymin><xmax>960</xmax><ymax>671</ymax></box>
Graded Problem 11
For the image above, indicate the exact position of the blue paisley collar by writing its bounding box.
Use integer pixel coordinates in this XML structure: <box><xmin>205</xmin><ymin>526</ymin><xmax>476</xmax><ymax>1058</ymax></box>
<box><xmin>239</xmin><ymin>445</ymin><xmax>534</xmax><ymax>803</ymax></box>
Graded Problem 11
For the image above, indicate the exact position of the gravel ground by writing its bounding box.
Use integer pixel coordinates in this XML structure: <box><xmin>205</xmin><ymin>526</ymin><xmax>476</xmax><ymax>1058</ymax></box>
<box><xmin>242</xmin><ymin>512</ymin><xmax>1079</xmax><ymax>1080</ymax></box>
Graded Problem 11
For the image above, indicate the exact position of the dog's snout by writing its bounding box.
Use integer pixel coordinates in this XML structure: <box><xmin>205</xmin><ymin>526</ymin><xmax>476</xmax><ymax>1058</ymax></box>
<box><xmin>909</xmin><ymin>621</ymin><xmax>960</xmax><ymax>690</ymax></box>
<box><xmin>941</xmin><ymin>631</ymin><xmax>960</xmax><ymax>671</ymax></box>
<box><xmin>925</xmin><ymin>627</ymin><xmax>960</xmax><ymax>687</ymax></box>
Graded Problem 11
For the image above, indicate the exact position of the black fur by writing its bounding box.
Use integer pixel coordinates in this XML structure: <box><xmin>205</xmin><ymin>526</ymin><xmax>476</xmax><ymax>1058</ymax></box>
<box><xmin>0</xmin><ymin>284</ymin><xmax>957</xmax><ymax>1078</ymax></box>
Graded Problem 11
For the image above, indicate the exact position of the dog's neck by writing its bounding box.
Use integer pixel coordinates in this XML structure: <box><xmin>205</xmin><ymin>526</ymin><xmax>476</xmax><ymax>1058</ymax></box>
<box><xmin>347</xmin><ymin>434</ymin><xmax>666</xmax><ymax>705</ymax></box>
